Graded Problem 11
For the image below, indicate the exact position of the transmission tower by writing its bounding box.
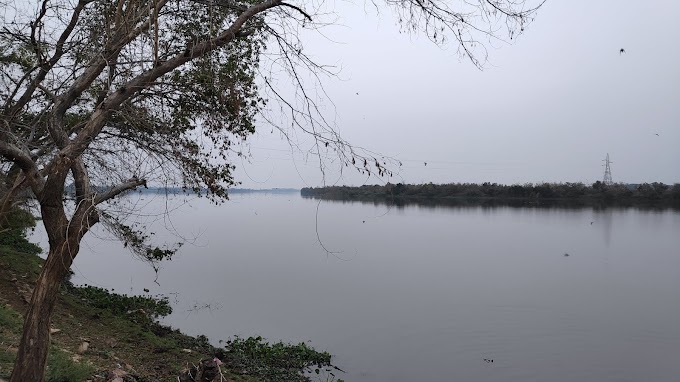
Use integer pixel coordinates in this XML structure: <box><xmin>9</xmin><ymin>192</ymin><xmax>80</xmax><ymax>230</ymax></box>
<box><xmin>602</xmin><ymin>153</ymin><xmax>613</xmax><ymax>185</ymax></box>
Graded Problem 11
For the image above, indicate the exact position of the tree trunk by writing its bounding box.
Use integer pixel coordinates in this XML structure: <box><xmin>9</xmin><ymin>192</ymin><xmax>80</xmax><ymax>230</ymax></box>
<box><xmin>10</xmin><ymin>242</ymin><xmax>78</xmax><ymax>382</ymax></box>
<box><xmin>9</xmin><ymin>155</ymin><xmax>97</xmax><ymax>381</ymax></box>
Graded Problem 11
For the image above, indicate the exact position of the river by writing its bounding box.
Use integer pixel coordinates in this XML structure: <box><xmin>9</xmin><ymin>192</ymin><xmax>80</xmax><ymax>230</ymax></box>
<box><xmin>33</xmin><ymin>192</ymin><xmax>680</xmax><ymax>381</ymax></box>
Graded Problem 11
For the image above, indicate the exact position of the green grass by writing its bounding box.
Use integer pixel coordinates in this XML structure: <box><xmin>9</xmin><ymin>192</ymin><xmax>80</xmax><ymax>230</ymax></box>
<box><xmin>0</xmin><ymin>349</ymin><xmax>16</xmax><ymax>379</ymax></box>
<box><xmin>0</xmin><ymin>324</ymin><xmax>95</xmax><ymax>382</ymax></box>
<box><xmin>0</xmin><ymin>245</ymin><xmax>43</xmax><ymax>278</ymax></box>
<box><xmin>45</xmin><ymin>348</ymin><xmax>95</xmax><ymax>382</ymax></box>
<box><xmin>0</xmin><ymin>303</ymin><xmax>21</xmax><ymax>330</ymax></box>
<box><xmin>0</xmin><ymin>303</ymin><xmax>20</xmax><ymax>378</ymax></box>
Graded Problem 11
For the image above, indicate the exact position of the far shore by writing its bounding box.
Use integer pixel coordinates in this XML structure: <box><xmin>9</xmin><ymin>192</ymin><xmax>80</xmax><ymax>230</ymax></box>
<box><xmin>301</xmin><ymin>182</ymin><xmax>680</xmax><ymax>209</ymax></box>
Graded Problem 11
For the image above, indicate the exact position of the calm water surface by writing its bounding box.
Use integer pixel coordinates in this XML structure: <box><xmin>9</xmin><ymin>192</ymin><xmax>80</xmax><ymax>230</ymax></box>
<box><xmin>34</xmin><ymin>193</ymin><xmax>680</xmax><ymax>381</ymax></box>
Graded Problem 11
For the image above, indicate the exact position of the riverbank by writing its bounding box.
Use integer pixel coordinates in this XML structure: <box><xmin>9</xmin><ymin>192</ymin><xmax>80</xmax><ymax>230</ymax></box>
<box><xmin>0</xmin><ymin>220</ymin><xmax>340</xmax><ymax>381</ymax></box>
<box><xmin>0</xmin><ymin>245</ymin><xmax>243</xmax><ymax>381</ymax></box>
<box><xmin>301</xmin><ymin>182</ymin><xmax>680</xmax><ymax>208</ymax></box>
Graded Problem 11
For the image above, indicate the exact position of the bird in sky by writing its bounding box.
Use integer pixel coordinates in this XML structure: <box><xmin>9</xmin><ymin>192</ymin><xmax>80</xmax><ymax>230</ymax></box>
<box><xmin>655</xmin><ymin>133</ymin><xmax>660</xmax><ymax>136</ymax></box>
<box><xmin>424</xmin><ymin>162</ymin><xmax>428</xmax><ymax>166</ymax></box>
<box><xmin>620</xmin><ymin>48</ymin><xmax>626</xmax><ymax>54</ymax></box>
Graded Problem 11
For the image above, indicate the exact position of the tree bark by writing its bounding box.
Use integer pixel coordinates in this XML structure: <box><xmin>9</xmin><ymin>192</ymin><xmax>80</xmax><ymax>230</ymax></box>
<box><xmin>10</xmin><ymin>241</ymin><xmax>79</xmax><ymax>382</ymax></box>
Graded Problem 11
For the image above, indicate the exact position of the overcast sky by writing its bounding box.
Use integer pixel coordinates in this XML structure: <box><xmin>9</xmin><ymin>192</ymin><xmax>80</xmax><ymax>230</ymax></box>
<box><xmin>233</xmin><ymin>0</ymin><xmax>679</xmax><ymax>189</ymax></box>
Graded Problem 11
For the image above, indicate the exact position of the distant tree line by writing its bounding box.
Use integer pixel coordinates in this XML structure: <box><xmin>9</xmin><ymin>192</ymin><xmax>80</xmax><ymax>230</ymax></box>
<box><xmin>301</xmin><ymin>182</ymin><xmax>680</xmax><ymax>207</ymax></box>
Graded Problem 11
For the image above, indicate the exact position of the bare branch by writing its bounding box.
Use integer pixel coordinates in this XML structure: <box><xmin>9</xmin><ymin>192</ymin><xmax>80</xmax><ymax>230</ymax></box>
<box><xmin>94</xmin><ymin>177</ymin><xmax>147</xmax><ymax>205</ymax></box>
<box><xmin>0</xmin><ymin>139</ymin><xmax>35</xmax><ymax>174</ymax></box>
<box><xmin>279</xmin><ymin>2</ymin><xmax>312</xmax><ymax>21</ymax></box>
<box><xmin>5</xmin><ymin>0</ymin><xmax>94</xmax><ymax>116</ymax></box>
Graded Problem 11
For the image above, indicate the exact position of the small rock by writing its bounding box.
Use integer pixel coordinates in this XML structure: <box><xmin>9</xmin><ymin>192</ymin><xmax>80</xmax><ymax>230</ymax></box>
<box><xmin>104</xmin><ymin>368</ymin><xmax>129</xmax><ymax>382</ymax></box>
<box><xmin>105</xmin><ymin>338</ymin><xmax>118</xmax><ymax>348</ymax></box>
<box><xmin>111</xmin><ymin>369</ymin><xmax>127</xmax><ymax>378</ymax></box>
<box><xmin>78</xmin><ymin>340</ymin><xmax>90</xmax><ymax>354</ymax></box>
<box><xmin>17</xmin><ymin>284</ymin><xmax>33</xmax><ymax>304</ymax></box>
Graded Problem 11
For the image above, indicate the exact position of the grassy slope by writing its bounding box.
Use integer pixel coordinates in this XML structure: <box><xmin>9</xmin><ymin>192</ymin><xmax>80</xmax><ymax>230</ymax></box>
<box><xmin>0</xmin><ymin>245</ymin><xmax>255</xmax><ymax>381</ymax></box>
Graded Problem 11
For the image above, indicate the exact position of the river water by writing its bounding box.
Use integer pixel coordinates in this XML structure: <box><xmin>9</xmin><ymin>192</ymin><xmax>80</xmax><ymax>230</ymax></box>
<box><xmin>33</xmin><ymin>192</ymin><xmax>680</xmax><ymax>381</ymax></box>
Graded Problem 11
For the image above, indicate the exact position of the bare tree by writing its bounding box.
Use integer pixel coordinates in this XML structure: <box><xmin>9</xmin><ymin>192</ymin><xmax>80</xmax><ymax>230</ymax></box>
<box><xmin>0</xmin><ymin>0</ymin><xmax>544</xmax><ymax>380</ymax></box>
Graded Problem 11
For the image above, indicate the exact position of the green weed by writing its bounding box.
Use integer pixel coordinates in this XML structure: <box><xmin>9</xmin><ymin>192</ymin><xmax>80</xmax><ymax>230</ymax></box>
<box><xmin>223</xmin><ymin>336</ymin><xmax>343</xmax><ymax>382</ymax></box>
<box><xmin>64</xmin><ymin>285</ymin><xmax>171</xmax><ymax>323</ymax></box>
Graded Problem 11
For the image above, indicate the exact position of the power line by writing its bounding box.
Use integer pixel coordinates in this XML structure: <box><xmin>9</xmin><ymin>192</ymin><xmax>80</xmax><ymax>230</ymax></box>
<box><xmin>602</xmin><ymin>153</ymin><xmax>613</xmax><ymax>185</ymax></box>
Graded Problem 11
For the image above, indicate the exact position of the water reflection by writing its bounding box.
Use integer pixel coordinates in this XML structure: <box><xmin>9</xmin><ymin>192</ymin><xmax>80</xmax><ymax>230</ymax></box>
<box><xmin>301</xmin><ymin>194</ymin><xmax>680</xmax><ymax>212</ymax></box>
<box><xmin>593</xmin><ymin>208</ymin><xmax>614</xmax><ymax>247</ymax></box>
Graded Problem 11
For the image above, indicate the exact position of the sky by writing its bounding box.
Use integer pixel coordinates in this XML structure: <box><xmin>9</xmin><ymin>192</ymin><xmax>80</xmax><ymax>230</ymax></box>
<box><xmin>233</xmin><ymin>0</ymin><xmax>680</xmax><ymax>189</ymax></box>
